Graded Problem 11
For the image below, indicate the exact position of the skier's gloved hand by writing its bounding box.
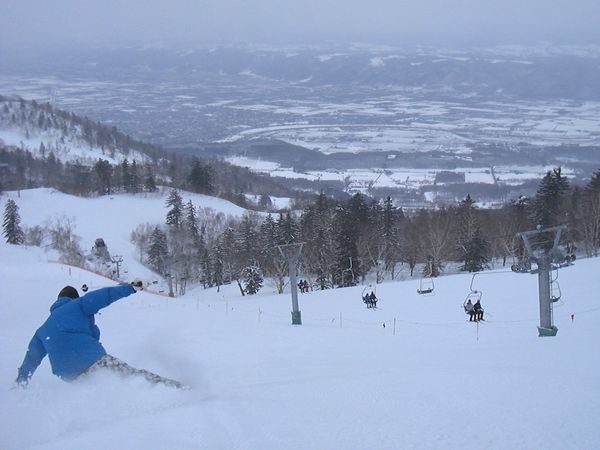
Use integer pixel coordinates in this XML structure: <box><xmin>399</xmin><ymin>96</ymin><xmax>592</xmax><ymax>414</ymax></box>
<box><xmin>131</xmin><ymin>279</ymin><xmax>144</xmax><ymax>291</ymax></box>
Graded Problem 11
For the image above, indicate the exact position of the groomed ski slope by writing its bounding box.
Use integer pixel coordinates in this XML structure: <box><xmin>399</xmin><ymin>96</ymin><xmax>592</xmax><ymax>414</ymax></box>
<box><xmin>1</xmin><ymin>188</ymin><xmax>599</xmax><ymax>450</ymax></box>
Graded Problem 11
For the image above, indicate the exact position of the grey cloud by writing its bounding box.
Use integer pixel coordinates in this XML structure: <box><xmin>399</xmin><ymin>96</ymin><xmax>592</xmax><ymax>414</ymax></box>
<box><xmin>1</xmin><ymin>0</ymin><xmax>599</xmax><ymax>52</ymax></box>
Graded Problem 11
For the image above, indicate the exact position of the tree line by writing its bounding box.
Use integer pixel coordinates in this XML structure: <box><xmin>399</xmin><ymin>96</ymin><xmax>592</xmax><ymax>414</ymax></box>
<box><xmin>127</xmin><ymin>167</ymin><xmax>600</xmax><ymax>294</ymax></box>
<box><xmin>4</xmin><ymin>166</ymin><xmax>600</xmax><ymax>295</ymax></box>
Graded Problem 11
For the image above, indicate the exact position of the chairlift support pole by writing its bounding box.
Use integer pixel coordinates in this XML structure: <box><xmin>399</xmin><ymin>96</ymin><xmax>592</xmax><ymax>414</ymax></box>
<box><xmin>277</xmin><ymin>243</ymin><xmax>305</xmax><ymax>325</ymax></box>
<box><xmin>517</xmin><ymin>225</ymin><xmax>566</xmax><ymax>337</ymax></box>
<box><xmin>111</xmin><ymin>255</ymin><xmax>123</xmax><ymax>279</ymax></box>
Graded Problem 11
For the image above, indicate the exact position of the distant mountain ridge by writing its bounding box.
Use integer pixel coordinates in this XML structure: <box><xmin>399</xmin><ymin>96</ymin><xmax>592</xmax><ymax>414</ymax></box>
<box><xmin>3</xmin><ymin>45</ymin><xmax>600</xmax><ymax>101</ymax></box>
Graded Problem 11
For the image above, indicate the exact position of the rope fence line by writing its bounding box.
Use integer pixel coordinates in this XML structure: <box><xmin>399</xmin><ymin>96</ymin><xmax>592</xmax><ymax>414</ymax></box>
<box><xmin>170</xmin><ymin>299</ymin><xmax>500</xmax><ymax>336</ymax></box>
<box><xmin>128</xmin><ymin>285</ymin><xmax>600</xmax><ymax>337</ymax></box>
<box><xmin>141</xmin><ymin>290</ymin><xmax>600</xmax><ymax>322</ymax></box>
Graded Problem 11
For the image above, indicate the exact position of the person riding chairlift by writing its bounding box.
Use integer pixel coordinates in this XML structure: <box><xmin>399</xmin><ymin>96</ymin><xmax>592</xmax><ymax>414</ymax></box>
<box><xmin>473</xmin><ymin>299</ymin><xmax>484</xmax><ymax>321</ymax></box>
<box><xmin>465</xmin><ymin>299</ymin><xmax>476</xmax><ymax>321</ymax></box>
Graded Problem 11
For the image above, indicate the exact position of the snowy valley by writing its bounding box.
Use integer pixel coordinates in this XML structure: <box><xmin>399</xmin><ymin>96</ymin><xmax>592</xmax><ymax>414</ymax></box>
<box><xmin>3</xmin><ymin>45</ymin><xmax>600</xmax><ymax>205</ymax></box>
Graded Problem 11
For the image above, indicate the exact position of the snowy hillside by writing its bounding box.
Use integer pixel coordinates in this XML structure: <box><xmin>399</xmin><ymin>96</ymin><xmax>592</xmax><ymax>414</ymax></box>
<box><xmin>0</xmin><ymin>95</ymin><xmax>155</xmax><ymax>165</ymax></box>
<box><xmin>1</xmin><ymin>188</ymin><xmax>600</xmax><ymax>450</ymax></box>
<box><xmin>1</xmin><ymin>188</ymin><xmax>250</xmax><ymax>293</ymax></box>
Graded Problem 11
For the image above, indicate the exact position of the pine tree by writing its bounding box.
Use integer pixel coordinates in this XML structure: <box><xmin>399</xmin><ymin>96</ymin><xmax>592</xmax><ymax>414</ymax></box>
<box><xmin>532</xmin><ymin>167</ymin><xmax>570</xmax><ymax>228</ymax></box>
<box><xmin>184</xmin><ymin>200</ymin><xmax>200</xmax><ymax>242</ymax></box>
<box><xmin>187</xmin><ymin>158</ymin><xmax>213</xmax><ymax>194</ymax></box>
<box><xmin>258</xmin><ymin>194</ymin><xmax>272</xmax><ymax>209</ymax></box>
<box><xmin>220</xmin><ymin>227</ymin><xmax>238</xmax><ymax>283</ymax></box>
<box><xmin>333</xmin><ymin>193</ymin><xmax>369</xmax><ymax>287</ymax></box>
<box><xmin>242</xmin><ymin>261</ymin><xmax>263</xmax><ymax>295</ymax></box>
<box><xmin>147</xmin><ymin>226</ymin><xmax>168</xmax><ymax>275</ymax></box>
<box><xmin>299</xmin><ymin>192</ymin><xmax>335</xmax><ymax>290</ymax></box>
<box><xmin>575</xmin><ymin>169</ymin><xmax>600</xmax><ymax>256</ymax></box>
<box><xmin>119</xmin><ymin>159</ymin><xmax>131</xmax><ymax>192</ymax></box>
<box><xmin>165</xmin><ymin>189</ymin><xmax>184</xmax><ymax>229</ymax></box>
<box><xmin>276</xmin><ymin>211</ymin><xmax>298</xmax><ymax>245</ymax></box>
<box><xmin>211</xmin><ymin>239</ymin><xmax>225</xmax><ymax>289</ymax></box>
<box><xmin>237</xmin><ymin>214</ymin><xmax>259</xmax><ymax>265</ymax></box>
<box><xmin>129</xmin><ymin>160</ymin><xmax>141</xmax><ymax>193</ymax></box>
<box><xmin>92</xmin><ymin>158</ymin><xmax>113</xmax><ymax>195</ymax></box>
<box><xmin>180</xmin><ymin>200</ymin><xmax>202</xmax><ymax>279</ymax></box>
<box><xmin>378</xmin><ymin>196</ymin><xmax>403</xmax><ymax>279</ymax></box>
<box><xmin>3</xmin><ymin>199</ymin><xmax>25</xmax><ymax>245</ymax></box>
<box><xmin>45</xmin><ymin>151</ymin><xmax>62</xmax><ymax>187</ymax></box>
<box><xmin>455</xmin><ymin>195</ymin><xmax>490</xmax><ymax>272</ymax></box>
<box><xmin>144</xmin><ymin>168</ymin><xmax>157</xmax><ymax>193</ymax></box>
<box><xmin>198</xmin><ymin>225</ymin><xmax>212</xmax><ymax>288</ymax></box>
<box><xmin>258</xmin><ymin>213</ymin><xmax>278</xmax><ymax>272</ymax></box>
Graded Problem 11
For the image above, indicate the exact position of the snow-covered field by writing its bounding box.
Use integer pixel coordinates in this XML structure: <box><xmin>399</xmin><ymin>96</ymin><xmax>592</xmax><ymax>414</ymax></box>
<box><xmin>225</xmin><ymin>154</ymin><xmax>571</xmax><ymax>194</ymax></box>
<box><xmin>1</xmin><ymin>188</ymin><xmax>600</xmax><ymax>450</ymax></box>
<box><xmin>221</xmin><ymin>100</ymin><xmax>600</xmax><ymax>150</ymax></box>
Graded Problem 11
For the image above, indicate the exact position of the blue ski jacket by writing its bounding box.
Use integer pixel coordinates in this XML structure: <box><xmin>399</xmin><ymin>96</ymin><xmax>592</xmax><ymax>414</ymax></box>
<box><xmin>16</xmin><ymin>284</ymin><xmax>136</xmax><ymax>383</ymax></box>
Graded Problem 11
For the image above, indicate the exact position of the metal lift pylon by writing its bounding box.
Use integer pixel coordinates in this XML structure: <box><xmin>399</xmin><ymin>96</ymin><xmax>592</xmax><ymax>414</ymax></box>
<box><xmin>517</xmin><ymin>224</ymin><xmax>567</xmax><ymax>337</ymax></box>
<box><xmin>276</xmin><ymin>242</ymin><xmax>305</xmax><ymax>325</ymax></box>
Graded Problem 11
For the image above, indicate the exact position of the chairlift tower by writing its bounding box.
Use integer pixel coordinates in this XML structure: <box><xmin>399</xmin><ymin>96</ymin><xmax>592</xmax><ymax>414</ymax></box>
<box><xmin>517</xmin><ymin>225</ymin><xmax>567</xmax><ymax>337</ymax></box>
<box><xmin>276</xmin><ymin>242</ymin><xmax>305</xmax><ymax>325</ymax></box>
<box><xmin>111</xmin><ymin>255</ymin><xmax>123</xmax><ymax>279</ymax></box>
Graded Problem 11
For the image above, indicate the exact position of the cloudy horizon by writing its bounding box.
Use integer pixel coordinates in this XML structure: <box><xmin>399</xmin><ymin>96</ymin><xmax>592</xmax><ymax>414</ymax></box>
<box><xmin>1</xmin><ymin>0</ymin><xmax>599</xmax><ymax>54</ymax></box>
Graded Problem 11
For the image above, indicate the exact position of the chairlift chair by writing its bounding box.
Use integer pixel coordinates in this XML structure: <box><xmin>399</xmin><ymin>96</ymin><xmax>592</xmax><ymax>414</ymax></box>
<box><xmin>550</xmin><ymin>271</ymin><xmax>562</xmax><ymax>303</ymax></box>
<box><xmin>362</xmin><ymin>285</ymin><xmax>376</xmax><ymax>297</ymax></box>
<box><xmin>551</xmin><ymin>282</ymin><xmax>562</xmax><ymax>303</ymax></box>
<box><xmin>417</xmin><ymin>277</ymin><xmax>435</xmax><ymax>295</ymax></box>
<box><xmin>463</xmin><ymin>290</ymin><xmax>482</xmax><ymax>314</ymax></box>
<box><xmin>463</xmin><ymin>273</ymin><xmax>483</xmax><ymax>317</ymax></box>
<box><xmin>510</xmin><ymin>256</ymin><xmax>531</xmax><ymax>273</ymax></box>
<box><xmin>361</xmin><ymin>285</ymin><xmax>378</xmax><ymax>308</ymax></box>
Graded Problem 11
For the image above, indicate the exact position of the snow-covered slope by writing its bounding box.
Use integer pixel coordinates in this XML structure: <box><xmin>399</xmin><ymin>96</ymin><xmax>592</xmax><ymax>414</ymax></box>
<box><xmin>0</xmin><ymin>95</ymin><xmax>153</xmax><ymax>165</ymax></box>
<box><xmin>6</xmin><ymin>187</ymin><xmax>248</xmax><ymax>251</ymax></box>
<box><xmin>1</xmin><ymin>189</ymin><xmax>599</xmax><ymax>450</ymax></box>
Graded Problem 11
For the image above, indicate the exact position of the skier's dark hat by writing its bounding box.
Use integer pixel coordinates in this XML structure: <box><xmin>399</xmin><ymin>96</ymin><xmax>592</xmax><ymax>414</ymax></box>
<box><xmin>58</xmin><ymin>285</ymin><xmax>79</xmax><ymax>299</ymax></box>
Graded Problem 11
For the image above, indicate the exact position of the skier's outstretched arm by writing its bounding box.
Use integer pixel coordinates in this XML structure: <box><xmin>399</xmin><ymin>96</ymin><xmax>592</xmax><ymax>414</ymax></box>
<box><xmin>16</xmin><ymin>333</ymin><xmax>47</xmax><ymax>385</ymax></box>
<box><xmin>79</xmin><ymin>283</ymin><xmax>138</xmax><ymax>315</ymax></box>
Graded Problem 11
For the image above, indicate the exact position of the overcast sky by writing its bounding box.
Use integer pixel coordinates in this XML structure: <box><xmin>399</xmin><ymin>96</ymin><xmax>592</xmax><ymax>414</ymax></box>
<box><xmin>1</xmin><ymin>0</ymin><xmax>599</xmax><ymax>52</ymax></box>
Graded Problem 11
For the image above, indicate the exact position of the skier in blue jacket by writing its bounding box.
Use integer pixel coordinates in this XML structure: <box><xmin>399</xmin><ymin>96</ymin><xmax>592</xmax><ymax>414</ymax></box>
<box><xmin>16</xmin><ymin>282</ymin><xmax>185</xmax><ymax>389</ymax></box>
